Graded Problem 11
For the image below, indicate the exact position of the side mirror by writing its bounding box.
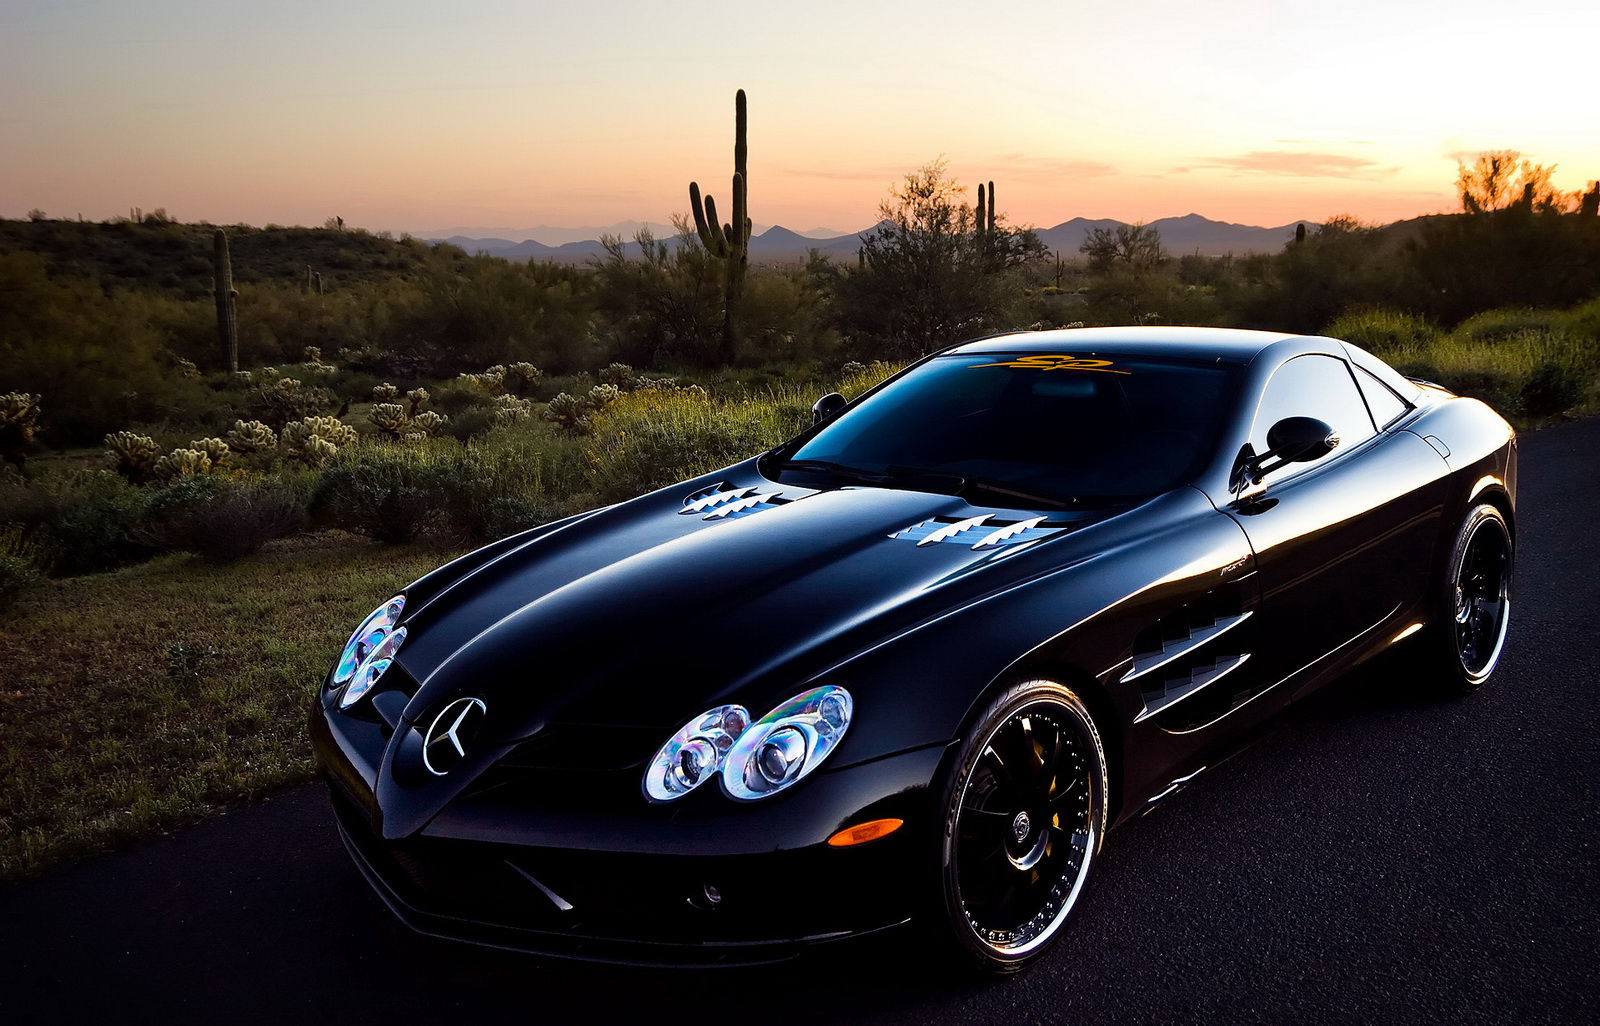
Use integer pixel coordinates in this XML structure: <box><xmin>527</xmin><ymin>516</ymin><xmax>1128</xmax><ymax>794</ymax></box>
<box><xmin>812</xmin><ymin>392</ymin><xmax>848</xmax><ymax>426</ymax></box>
<box><xmin>1266</xmin><ymin>416</ymin><xmax>1339</xmax><ymax>464</ymax></box>
<box><xmin>1235</xmin><ymin>416</ymin><xmax>1340</xmax><ymax>490</ymax></box>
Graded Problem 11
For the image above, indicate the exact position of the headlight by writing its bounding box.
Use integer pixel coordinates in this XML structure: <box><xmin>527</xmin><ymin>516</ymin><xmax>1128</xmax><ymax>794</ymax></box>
<box><xmin>722</xmin><ymin>686</ymin><xmax>852</xmax><ymax>801</ymax></box>
<box><xmin>643</xmin><ymin>704</ymin><xmax>751</xmax><ymax>801</ymax></box>
<box><xmin>340</xmin><ymin>626</ymin><xmax>406</xmax><ymax>709</ymax></box>
<box><xmin>642</xmin><ymin>686</ymin><xmax>854</xmax><ymax>803</ymax></box>
<box><xmin>332</xmin><ymin>595</ymin><xmax>405</xmax><ymax>687</ymax></box>
<box><xmin>330</xmin><ymin>595</ymin><xmax>407</xmax><ymax>709</ymax></box>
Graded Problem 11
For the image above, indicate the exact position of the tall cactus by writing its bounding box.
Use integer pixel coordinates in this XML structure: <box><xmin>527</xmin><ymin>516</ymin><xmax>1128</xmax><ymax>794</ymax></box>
<box><xmin>975</xmin><ymin>180</ymin><xmax>997</xmax><ymax>261</ymax></box>
<box><xmin>213</xmin><ymin>229</ymin><xmax>239</xmax><ymax>373</ymax></box>
<box><xmin>688</xmin><ymin>89</ymin><xmax>750</xmax><ymax>362</ymax></box>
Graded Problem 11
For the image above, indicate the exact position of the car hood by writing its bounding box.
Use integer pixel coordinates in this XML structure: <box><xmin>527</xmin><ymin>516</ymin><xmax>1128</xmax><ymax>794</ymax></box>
<box><xmin>392</xmin><ymin>466</ymin><xmax>1109</xmax><ymax>744</ymax></box>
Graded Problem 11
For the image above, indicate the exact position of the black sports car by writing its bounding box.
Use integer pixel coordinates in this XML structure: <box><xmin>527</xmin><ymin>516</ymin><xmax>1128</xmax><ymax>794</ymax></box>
<box><xmin>310</xmin><ymin>326</ymin><xmax>1516</xmax><ymax>971</ymax></box>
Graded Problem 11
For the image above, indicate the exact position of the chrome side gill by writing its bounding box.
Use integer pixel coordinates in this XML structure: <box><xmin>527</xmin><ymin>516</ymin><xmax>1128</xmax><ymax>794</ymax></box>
<box><xmin>916</xmin><ymin>514</ymin><xmax>993</xmax><ymax>547</ymax></box>
<box><xmin>892</xmin><ymin>514</ymin><xmax>1071</xmax><ymax>550</ymax></box>
<box><xmin>1122</xmin><ymin>610</ymin><xmax>1253</xmax><ymax>683</ymax></box>
<box><xmin>1133</xmin><ymin>653</ymin><xmax>1251</xmax><ymax>724</ymax></box>
<box><xmin>679</xmin><ymin>484</ymin><xmax>790</xmax><ymax>521</ymax></box>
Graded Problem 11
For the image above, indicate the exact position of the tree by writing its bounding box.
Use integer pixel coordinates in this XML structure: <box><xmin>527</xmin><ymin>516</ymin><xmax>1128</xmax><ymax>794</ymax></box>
<box><xmin>1455</xmin><ymin>150</ymin><xmax>1572</xmax><ymax>214</ymax></box>
<box><xmin>1079</xmin><ymin>222</ymin><xmax>1167</xmax><ymax>275</ymax></box>
<box><xmin>833</xmin><ymin>159</ymin><xmax>1043</xmax><ymax>359</ymax></box>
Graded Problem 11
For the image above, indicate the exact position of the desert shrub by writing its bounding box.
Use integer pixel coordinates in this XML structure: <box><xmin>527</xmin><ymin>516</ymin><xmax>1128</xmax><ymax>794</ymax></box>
<box><xmin>138</xmin><ymin>475</ymin><xmax>305</xmax><ymax>561</ymax></box>
<box><xmin>311</xmin><ymin>441</ymin><xmax>457</xmax><ymax>543</ymax></box>
<box><xmin>439</xmin><ymin>436</ymin><xmax>560</xmax><ymax>542</ymax></box>
<box><xmin>1323</xmin><ymin>308</ymin><xmax>1440</xmax><ymax>357</ymax></box>
<box><xmin>0</xmin><ymin>523</ymin><xmax>51</xmax><ymax>613</ymax></box>
<box><xmin>1455</xmin><ymin>307</ymin><xmax>1565</xmax><ymax>344</ymax></box>
<box><xmin>586</xmin><ymin>384</ymin><xmax>810</xmax><ymax>502</ymax></box>
<box><xmin>1519</xmin><ymin>362</ymin><xmax>1584</xmax><ymax>419</ymax></box>
<box><xmin>0</xmin><ymin>470</ymin><xmax>150</xmax><ymax>576</ymax></box>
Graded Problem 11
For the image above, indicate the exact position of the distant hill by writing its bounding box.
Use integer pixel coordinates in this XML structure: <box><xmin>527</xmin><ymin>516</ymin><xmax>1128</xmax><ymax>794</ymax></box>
<box><xmin>431</xmin><ymin>213</ymin><xmax>1313</xmax><ymax>264</ymax></box>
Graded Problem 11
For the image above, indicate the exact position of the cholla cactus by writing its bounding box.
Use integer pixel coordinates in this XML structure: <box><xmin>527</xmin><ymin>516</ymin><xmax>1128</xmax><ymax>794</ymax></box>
<box><xmin>176</xmin><ymin>358</ymin><xmax>201</xmax><ymax>379</ymax></box>
<box><xmin>367</xmin><ymin>402</ymin><xmax>410</xmax><ymax>440</ymax></box>
<box><xmin>1</xmin><ymin>392</ymin><xmax>42</xmax><ymax>468</ymax></box>
<box><xmin>405</xmin><ymin>387</ymin><xmax>430</xmax><ymax>413</ymax></box>
<box><xmin>259</xmin><ymin>366</ymin><xmax>281</xmax><ymax>382</ymax></box>
<box><xmin>297</xmin><ymin>435</ymin><xmax>338</xmax><ymax>467</ymax></box>
<box><xmin>505</xmin><ymin>362</ymin><xmax>543</xmax><ymax>396</ymax></box>
<box><xmin>282</xmin><ymin>415</ymin><xmax>356</xmax><ymax>465</ymax></box>
<box><xmin>457</xmin><ymin>365</ymin><xmax>507</xmax><ymax>397</ymax></box>
<box><xmin>301</xmin><ymin>346</ymin><xmax>323</xmax><ymax>364</ymax></box>
<box><xmin>411</xmin><ymin>410</ymin><xmax>449</xmax><ymax>436</ymax></box>
<box><xmin>371</xmin><ymin>383</ymin><xmax>399</xmax><ymax>402</ymax></box>
<box><xmin>249</xmin><ymin>376</ymin><xmax>334</xmax><ymax>428</ymax></box>
<box><xmin>491</xmin><ymin>394</ymin><xmax>534</xmax><ymax>427</ymax></box>
<box><xmin>104</xmin><ymin>430</ymin><xmax>160</xmax><ymax>483</ymax></box>
<box><xmin>153</xmin><ymin>448</ymin><xmax>212</xmax><ymax>481</ymax></box>
<box><xmin>188</xmin><ymin>437</ymin><xmax>231</xmax><ymax>466</ymax></box>
<box><xmin>225</xmin><ymin>419</ymin><xmax>277</xmax><ymax>454</ymax></box>
<box><xmin>636</xmin><ymin>375</ymin><xmax>679</xmax><ymax>391</ymax></box>
<box><xmin>232</xmin><ymin>370</ymin><xmax>255</xmax><ymax>384</ymax></box>
<box><xmin>598</xmin><ymin>363</ymin><xmax>636</xmax><ymax>390</ymax></box>
<box><xmin>542</xmin><ymin>384</ymin><xmax>618</xmax><ymax>436</ymax></box>
<box><xmin>840</xmin><ymin>361</ymin><xmax>866</xmax><ymax>375</ymax></box>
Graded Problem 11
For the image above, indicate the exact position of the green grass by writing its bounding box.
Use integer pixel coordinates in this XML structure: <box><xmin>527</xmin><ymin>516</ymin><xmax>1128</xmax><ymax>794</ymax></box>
<box><xmin>0</xmin><ymin>531</ymin><xmax>467</xmax><ymax>882</ymax></box>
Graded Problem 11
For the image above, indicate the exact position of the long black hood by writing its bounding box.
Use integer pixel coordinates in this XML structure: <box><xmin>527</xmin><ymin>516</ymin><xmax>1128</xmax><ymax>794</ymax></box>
<box><xmin>392</xmin><ymin>470</ymin><xmax>1107</xmax><ymax>745</ymax></box>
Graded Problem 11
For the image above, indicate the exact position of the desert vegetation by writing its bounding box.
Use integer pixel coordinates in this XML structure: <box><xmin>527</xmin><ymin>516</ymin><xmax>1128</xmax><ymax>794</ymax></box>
<box><xmin>2</xmin><ymin>147</ymin><xmax>1598</xmax><ymax>880</ymax></box>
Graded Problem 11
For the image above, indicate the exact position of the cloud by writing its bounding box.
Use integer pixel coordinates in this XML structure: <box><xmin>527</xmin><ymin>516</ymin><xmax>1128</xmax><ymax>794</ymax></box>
<box><xmin>986</xmin><ymin>155</ymin><xmax>1118</xmax><ymax>180</ymax></box>
<box><xmin>1176</xmin><ymin>151</ymin><xmax>1394</xmax><ymax>179</ymax></box>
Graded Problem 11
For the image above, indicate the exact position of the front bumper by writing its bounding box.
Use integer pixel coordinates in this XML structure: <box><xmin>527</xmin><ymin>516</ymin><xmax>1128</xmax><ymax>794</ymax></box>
<box><xmin>312</xmin><ymin>699</ymin><xmax>949</xmax><ymax>965</ymax></box>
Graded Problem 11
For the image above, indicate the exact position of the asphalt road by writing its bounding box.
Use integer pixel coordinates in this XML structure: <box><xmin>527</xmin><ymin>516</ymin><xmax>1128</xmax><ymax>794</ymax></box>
<box><xmin>3</xmin><ymin>418</ymin><xmax>1596</xmax><ymax>1025</ymax></box>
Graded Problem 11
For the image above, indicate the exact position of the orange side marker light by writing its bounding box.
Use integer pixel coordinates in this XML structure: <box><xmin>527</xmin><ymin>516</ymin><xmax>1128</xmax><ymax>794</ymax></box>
<box><xmin>827</xmin><ymin>818</ymin><xmax>904</xmax><ymax>847</ymax></box>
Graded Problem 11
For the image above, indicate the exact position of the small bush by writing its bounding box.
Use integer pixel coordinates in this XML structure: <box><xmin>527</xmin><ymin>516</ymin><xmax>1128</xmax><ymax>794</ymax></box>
<box><xmin>312</xmin><ymin>441</ymin><xmax>456</xmax><ymax>543</ymax></box>
<box><xmin>0</xmin><ymin>523</ymin><xmax>51</xmax><ymax>614</ymax></box>
<box><xmin>1454</xmin><ymin>308</ymin><xmax>1564</xmax><ymax>345</ymax></box>
<box><xmin>0</xmin><ymin>470</ymin><xmax>150</xmax><ymax>576</ymax></box>
<box><xmin>138</xmin><ymin>475</ymin><xmax>305</xmax><ymax>561</ymax></box>
<box><xmin>1324</xmin><ymin>308</ymin><xmax>1440</xmax><ymax>356</ymax></box>
<box><xmin>1520</xmin><ymin>362</ymin><xmax>1584</xmax><ymax>419</ymax></box>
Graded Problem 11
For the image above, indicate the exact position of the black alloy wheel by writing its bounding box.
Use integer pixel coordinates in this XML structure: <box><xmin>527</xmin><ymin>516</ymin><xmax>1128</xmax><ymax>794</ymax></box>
<box><xmin>1445</xmin><ymin>503</ymin><xmax>1513</xmax><ymax>689</ymax></box>
<box><xmin>938</xmin><ymin>680</ymin><xmax>1107</xmax><ymax>972</ymax></box>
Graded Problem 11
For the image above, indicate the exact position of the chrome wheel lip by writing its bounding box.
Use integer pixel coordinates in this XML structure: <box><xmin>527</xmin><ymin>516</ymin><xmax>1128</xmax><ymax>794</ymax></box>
<box><xmin>1453</xmin><ymin>517</ymin><xmax>1512</xmax><ymax>680</ymax></box>
<box><xmin>952</xmin><ymin>702</ymin><xmax>1096</xmax><ymax>957</ymax></box>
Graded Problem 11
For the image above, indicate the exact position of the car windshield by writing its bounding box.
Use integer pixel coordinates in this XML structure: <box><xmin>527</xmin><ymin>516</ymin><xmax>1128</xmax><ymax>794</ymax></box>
<box><xmin>775</xmin><ymin>352</ymin><xmax>1238</xmax><ymax>507</ymax></box>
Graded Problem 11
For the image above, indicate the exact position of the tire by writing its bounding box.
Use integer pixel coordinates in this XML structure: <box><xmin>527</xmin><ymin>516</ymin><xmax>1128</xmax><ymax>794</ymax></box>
<box><xmin>1430</xmin><ymin>503</ymin><xmax>1513</xmax><ymax>694</ymax></box>
<box><xmin>937</xmin><ymin>680</ymin><xmax>1108</xmax><ymax>972</ymax></box>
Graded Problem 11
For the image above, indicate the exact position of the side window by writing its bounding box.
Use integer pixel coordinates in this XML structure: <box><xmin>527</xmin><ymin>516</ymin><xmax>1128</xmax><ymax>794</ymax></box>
<box><xmin>1354</xmin><ymin>365</ymin><xmax>1411</xmax><ymax>429</ymax></box>
<box><xmin>1250</xmin><ymin>355</ymin><xmax>1377</xmax><ymax>461</ymax></box>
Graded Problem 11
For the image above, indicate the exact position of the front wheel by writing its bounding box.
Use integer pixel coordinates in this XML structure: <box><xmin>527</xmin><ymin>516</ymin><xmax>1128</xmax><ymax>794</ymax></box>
<box><xmin>1430</xmin><ymin>503</ymin><xmax>1513</xmax><ymax>694</ymax></box>
<box><xmin>937</xmin><ymin>680</ymin><xmax>1108</xmax><ymax>972</ymax></box>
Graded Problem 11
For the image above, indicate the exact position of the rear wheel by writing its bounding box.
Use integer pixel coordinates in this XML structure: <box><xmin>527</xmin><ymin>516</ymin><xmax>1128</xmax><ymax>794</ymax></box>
<box><xmin>938</xmin><ymin>680</ymin><xmax>1107</xmax><ymax>972</ymax></box>
<box><xmin>1430</xmin><ymin>503</ymin><xmax>1513</xmax><ymax>693</ymax></box>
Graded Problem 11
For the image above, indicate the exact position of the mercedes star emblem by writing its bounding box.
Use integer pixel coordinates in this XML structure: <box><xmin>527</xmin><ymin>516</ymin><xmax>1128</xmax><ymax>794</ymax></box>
<box><xmin>423</xmin><ymin>697</ymin><xmax>488</xmax><ymax>776</ymax></box>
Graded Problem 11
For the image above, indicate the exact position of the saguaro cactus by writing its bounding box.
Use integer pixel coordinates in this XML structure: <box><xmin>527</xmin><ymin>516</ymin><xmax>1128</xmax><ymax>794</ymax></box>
<box><xmin>975</xmin><ymin>180</ymin><xmax>997</xmax><ymax>262</ymax></box>
<box><xmin>213</xmin><ymin>229</ymin><xmax>239</xmax><ymax>373</ymax></box>
<box><xmin>688</xmin><ymin>89</ymin><xmax>750</xmax><ymax>362</ymax></box>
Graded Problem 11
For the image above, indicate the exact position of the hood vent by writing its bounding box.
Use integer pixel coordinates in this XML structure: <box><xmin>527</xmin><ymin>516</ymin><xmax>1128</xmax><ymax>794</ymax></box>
<box><xmin>891</xmin><ymin>514</ymin><xmax>1066</xmax><ymax>551</ymax></box>
<box><xmin>679</xmin><ymin>484</ymin><xmax>791</xmax><ymax>521</ymax></box>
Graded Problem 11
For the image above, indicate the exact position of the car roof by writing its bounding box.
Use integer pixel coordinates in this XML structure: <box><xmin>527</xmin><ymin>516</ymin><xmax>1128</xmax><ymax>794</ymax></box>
<box><xmin>944</xmin><ymin>326</ymin><xmax>1309</xmax><ymax>362</ymax></box>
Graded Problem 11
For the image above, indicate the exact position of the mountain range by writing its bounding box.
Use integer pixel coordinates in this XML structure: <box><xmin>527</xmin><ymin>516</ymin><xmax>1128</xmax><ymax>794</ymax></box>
<box><xmin>420</xmin><ymin>213</ymin><xmax>1310</xmax><ymax>263</ymax></box>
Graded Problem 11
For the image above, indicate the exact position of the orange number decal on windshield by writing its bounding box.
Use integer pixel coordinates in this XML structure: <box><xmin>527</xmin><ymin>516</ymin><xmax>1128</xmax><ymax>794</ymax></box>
<box><xmin>971</xmin><ymin>355</ymin><xmax>1131</xmax><ymax>374</ymax></box>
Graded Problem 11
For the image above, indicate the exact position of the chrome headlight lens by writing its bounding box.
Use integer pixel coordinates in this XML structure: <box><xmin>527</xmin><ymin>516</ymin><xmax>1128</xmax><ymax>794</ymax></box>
<box><xmin>332</xmin><ymin>595</ymin><xmax>405</xmax><ymax>687</ymax></box>
<box><xmin>643</xmin><ymin>704</ymin><xmax>752</xmax><ymax>802</ymax></box>
<box><xmin>722</xmin><ymin>685</ymin><xmax>853</xmax><ymax>801</ymax></box>
<box><xmin>331</xmin><ymin>595</ymin><xmax>407</xmax><ymax>709</ymax></box>
<box><xmin>340</xmin><ymin>626</ymin><xmax>406</xmax><ymax>709</ymax></box>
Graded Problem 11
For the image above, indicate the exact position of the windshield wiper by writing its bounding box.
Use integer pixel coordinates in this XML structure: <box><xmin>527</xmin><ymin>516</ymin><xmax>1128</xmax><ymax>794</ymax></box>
<box><xmin>778</xmin><ymin>460</ymin><xmax>1077</xmax><ymax>509</ymax></box>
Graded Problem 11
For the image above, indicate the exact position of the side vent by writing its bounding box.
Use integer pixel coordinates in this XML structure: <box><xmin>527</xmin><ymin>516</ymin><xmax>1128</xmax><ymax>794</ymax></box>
<box><xmin>1126</xmin><ymin>585</ymin><xmax>1264</xmax><ymax>731</ymax></box>
<box><xmin>891</xmin><ymin>514</ymin><xmax>1069</xmax><ymax>550</ymax></box>
<box><xmin>679</xmin><ymin>484</ymin><xmax>790</xmax><ymax>521</ymax></box>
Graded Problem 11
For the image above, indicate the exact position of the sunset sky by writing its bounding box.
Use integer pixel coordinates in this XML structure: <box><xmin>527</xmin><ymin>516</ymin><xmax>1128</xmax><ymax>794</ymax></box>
<box><xmin>4</xmin><ymin>0</ymin><xmax>1598</xmax><ymax>236</ymax></box>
